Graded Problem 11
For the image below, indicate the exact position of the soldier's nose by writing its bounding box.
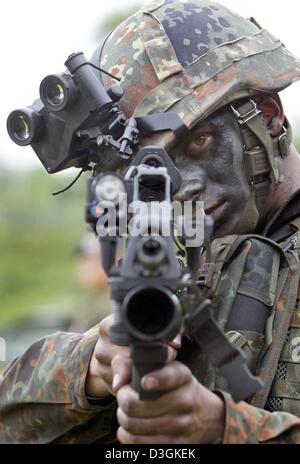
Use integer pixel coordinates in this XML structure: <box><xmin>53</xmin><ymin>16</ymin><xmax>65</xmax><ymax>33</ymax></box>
<box><xmin>173</xmin><ymin>179</ymin><xmax>205</xmax><ymax>202</ymax></box>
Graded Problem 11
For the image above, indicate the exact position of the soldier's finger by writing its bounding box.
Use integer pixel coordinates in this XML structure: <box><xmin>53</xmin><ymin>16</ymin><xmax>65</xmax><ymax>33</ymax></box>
<box><xmin>98</xmin><ymin>315</ymin><xmax>113</xmax><ymax>339</ymax></box>
<box><xmin>117</xmin><ymin>382</ymin><xmax>194</xmax><ymax>418</ymax></box>
<box><xmin>94</xmin><ymin>344</ymin><xmax>113</xmax><ymax>365</ymax></box>
<box><xmin>97</xmin><ymin>363</ymin><xmax>114</xmax><ymax>387</ymax></box>
<box><xmin>167</xmin><ymin>345</ymin><xmax>179</xmax><ymax>363</ymax></box>
<box><xmin>141</xmin><ymin>361</ymin><xmax>191</xmax><ymax>392</ymax></box>
<box><xmin>168</xmin><ymin>333</ymin><xmax>182</xmax><ymax>351</ymax></box>
<box><xmin>111</xmin><ymin>354</ymin><xmax>133</xmax><ymax>393</ymax></box>
<box><xmin>117</xmin><ymin>408</ymin><xmax>191</xmax><ymax>436</ymax></box>
<box><xmin>117</xmin><ymin>427</ymin><xmax>177</xmax><ymax>444</ymax></box>
<box><xmin>94</xmin><ymin>339</ymin><xmax>130</xmax><ymax>367</ymax></box>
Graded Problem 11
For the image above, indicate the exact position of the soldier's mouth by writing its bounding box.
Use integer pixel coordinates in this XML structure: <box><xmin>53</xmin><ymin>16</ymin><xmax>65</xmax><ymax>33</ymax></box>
<box><xmin>205</xmin><ymin>200</ymin><xmax>228</xmax><ymax>223</ymax></box>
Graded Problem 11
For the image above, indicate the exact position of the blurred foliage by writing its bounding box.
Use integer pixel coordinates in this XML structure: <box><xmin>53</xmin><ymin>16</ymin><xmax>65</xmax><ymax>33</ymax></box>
<box><xmin>92</xmin><ymin>3</ymin><xmax>144</xmax><ymax>41</ymax></box>
<box><xmin>0</xmin><ymin>170</ymin><xmax>89</xmax><ymax>328</ymax></box>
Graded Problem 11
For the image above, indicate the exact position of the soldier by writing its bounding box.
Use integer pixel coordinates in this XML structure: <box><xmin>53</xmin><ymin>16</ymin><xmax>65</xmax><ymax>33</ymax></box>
<box><xmin>2</xmin><ymin>0</ymin><xmax>300</xmax><ymax>443</ymax></box>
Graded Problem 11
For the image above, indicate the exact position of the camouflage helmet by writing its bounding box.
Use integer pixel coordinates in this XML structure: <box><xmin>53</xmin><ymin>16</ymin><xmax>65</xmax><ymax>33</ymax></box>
<box><xmin>92</xmin><ymin>0</ymin><xmax>300</xmax><ymax>187</ymax></box>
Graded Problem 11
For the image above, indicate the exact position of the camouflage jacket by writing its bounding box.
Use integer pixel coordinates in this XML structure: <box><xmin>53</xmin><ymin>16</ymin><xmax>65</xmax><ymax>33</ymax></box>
<box><xmin>2</xmin><ymin>194</ymin><xmax>300</xmax><ymax>443</ymax></box>
<box><xmin>0</xmin><ymin>326</ymin><xmax>118</xmax><ymax>443</ymax></box>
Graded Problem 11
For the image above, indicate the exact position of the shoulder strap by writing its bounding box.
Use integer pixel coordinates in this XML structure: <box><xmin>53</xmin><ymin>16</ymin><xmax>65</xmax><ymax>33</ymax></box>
<box><xmin>205</xmin><ymin>231</ymin><xmax>300</xmax><ymax>407</ymax></box>
<box><xmin>202</xmin><ymin>233</ymin><xmax>286</xmax><ymax>298</ymax></box>
<box><xmin>251</xmin><ymin>248</ymin><xmax>300</xmax><ymax>408</ymax></box>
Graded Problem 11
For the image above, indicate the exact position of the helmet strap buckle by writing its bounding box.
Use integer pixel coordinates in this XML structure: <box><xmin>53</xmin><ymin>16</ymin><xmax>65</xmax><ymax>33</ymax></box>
<box><xmin>232</xmin><ymin>98</ymin><xmax>282</xmax><ymax>188</ymax></box>
<box><xmin>231</xmin><ymin>99</ymin><xmax>262</xmax><ymax>125</ymax></box>
<box><xmin>278</xmin><ymin>125</ymin><xmax>289</xmax><ymax>159</ymax></box>
<box><xmin>244</xmin><ymin>146</ymin><xmax>271</xmax><ymax>190</ymax></box>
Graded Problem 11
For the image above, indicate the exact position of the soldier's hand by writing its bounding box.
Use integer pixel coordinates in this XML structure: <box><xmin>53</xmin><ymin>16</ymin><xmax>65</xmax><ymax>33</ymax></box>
<box><xmin>85</xmin><ymin>315</ymin><xmax>130</xmax><ymax>398</ymax></box>
<box><xmin>115</xmin><ymin>361</ymin><xmax>226</xmax><ymax>444</ymax></box>
<box><xmin>85</xmin><ymin>315</ymin><xmax>181</xmax><ymax>399</ymax></box>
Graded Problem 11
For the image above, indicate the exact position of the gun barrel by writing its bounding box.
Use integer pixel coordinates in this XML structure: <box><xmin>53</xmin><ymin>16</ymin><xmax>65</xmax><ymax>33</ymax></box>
<box><xmin>122</xmin><ymin>286</ymin><xmax>182</xmax><ymax>343</ymax></box>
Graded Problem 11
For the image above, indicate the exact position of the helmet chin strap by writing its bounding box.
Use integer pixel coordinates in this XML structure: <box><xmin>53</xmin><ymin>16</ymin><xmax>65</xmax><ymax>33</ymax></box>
<box><xmin>233</xmin><ymin>196</ymin><xmax>261</xmax><ymax>235</ymax></box>
<box><xmin>231</xmin><ymin>99</ymin><xmax>292</xmax><ymax>219</ymax></box>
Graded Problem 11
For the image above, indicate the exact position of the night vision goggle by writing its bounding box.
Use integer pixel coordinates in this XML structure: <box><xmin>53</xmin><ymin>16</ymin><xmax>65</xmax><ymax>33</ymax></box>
<box><xmin>7</xmin><ymin>52</ymin><xmax>188</xmax><ymax>174</ymax></box>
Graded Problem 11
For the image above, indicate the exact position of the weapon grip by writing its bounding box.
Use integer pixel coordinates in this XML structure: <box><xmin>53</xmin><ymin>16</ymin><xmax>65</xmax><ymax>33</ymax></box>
<box><xmin>131</xmin><ymin>343</ymin><xmax>168</xmax><ymax>400</ymax></box>
<box><xmin>218</xmin><ymin>353</ymin><xmax>264</xmax><ymax>402</ymax></box>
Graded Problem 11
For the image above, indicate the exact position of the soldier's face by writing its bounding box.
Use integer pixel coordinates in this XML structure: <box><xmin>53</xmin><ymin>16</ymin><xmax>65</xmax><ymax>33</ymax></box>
<box><xmin>170</xmin><ymin>105</ymin><xmax>258</xmax><ymax>238</ymax></box>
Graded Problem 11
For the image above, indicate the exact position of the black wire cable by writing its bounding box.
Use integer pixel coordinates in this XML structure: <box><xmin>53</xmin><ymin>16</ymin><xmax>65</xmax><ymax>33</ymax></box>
<box><xmin>52</xmin><ymin>166</ymin><xmax>92</xmax><ymax>196</ymax></box>
<box><xmin>88</xmin><ymin>62</ymin><xmax>121</xmax><ymax>81</ymax></box>
<box><xmin>71</xmin><ymin>61</ymin><xmax>121</xmax><ymax>82</ymax></box>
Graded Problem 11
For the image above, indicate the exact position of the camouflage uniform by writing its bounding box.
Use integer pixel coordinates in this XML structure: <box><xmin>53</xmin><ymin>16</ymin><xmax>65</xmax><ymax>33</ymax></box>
<box><xmin>2</xmin><ymin>0</ymin><xmax>300</xmax><ymax>443</ymax></box>
<box><xmin>0</xmin><ymin>326</ymin><xmax>117</xmax><ymax>444</ymax></box>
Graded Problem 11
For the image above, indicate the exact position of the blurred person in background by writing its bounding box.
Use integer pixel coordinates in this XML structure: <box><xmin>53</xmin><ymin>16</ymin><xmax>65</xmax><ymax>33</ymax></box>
<box><xmin>68</xmin><ymin>233</ymin><xmax>112</xmax><ymax>332</ymax></box>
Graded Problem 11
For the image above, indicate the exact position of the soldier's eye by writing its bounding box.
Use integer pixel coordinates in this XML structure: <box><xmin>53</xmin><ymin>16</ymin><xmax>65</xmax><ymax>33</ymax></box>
<box><xmin>194</xmin><ymin>135</ymin><xmax>207</xmax><ymax>147</ymax></box>
<box><xmin>186</xmin><ymin>132</ymin><xmax>212</xmax><ymax>157</ymax></box>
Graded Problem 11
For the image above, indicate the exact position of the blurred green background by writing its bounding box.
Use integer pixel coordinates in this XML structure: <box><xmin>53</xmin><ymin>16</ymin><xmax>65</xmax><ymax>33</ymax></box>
<box><xmin>0</xmin><ymin>170</ymin><xmax>87</xmax><ymax>328</ymax></box>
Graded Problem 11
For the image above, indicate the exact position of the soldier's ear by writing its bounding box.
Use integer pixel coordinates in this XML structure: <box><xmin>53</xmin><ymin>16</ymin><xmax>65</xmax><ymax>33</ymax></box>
<box><xmin>254</xmin><ymin>93</ymin><xmax>285</xmax><ymax>137</ymax></box>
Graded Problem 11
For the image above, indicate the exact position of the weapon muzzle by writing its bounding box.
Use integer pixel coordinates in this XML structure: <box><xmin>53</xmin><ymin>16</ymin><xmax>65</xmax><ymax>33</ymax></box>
<box><xmin>122</xmin><ymin>286</ymin><xmax>182</xmax><ymax>342</ymax></box>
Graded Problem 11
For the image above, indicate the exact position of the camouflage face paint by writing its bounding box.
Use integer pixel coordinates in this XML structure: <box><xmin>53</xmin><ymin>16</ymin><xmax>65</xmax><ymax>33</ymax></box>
<box><xmin>170</xmin><ymin>105</ymin><xmax>261</xmax><ymax>237</ymax></box>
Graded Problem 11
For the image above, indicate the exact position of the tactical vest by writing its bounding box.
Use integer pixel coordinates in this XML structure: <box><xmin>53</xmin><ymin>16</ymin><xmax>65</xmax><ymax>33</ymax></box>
<box><xmin>195</xmin><ymin>220</ymin><xmax>300</xmax><ymax>415</ymax></box>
